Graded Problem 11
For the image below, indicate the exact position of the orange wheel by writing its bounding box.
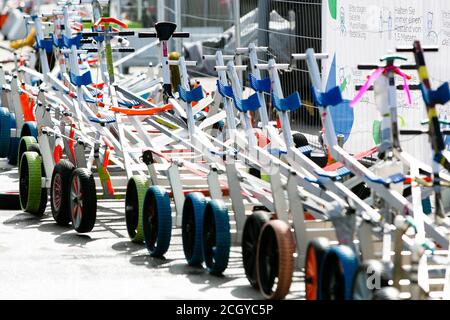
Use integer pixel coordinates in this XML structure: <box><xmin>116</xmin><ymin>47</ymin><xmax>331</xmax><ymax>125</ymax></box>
<box><xmin>305</xmin><ymin>238</ymin><xmax>330</xmax><ymax>300</ymax></box>
<box><xmin>256</xmin><ymin>220</ymin><xmax>295</xmax><ymax>300</ymax></box>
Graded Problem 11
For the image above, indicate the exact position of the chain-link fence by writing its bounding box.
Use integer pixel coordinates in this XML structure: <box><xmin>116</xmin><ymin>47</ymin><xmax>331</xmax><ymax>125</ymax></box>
<box><xmin>113</xmin><ymin>0</ymin><xmax>323</xmax><ymax>139</ymax></box>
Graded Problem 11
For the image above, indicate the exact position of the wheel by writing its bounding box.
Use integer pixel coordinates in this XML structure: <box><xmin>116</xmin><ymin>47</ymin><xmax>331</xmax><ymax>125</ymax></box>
<box><xmin>305</xmin><ymin>237</ymin><xmax>330</xmax><ymax>300</ymax></box>
<box><xmin>17</xmin><ymin>136</ymin><xmax>37</xmax><ymax>167</ymax></box>
<box><xmin>242</xmin><ymin>211</ymin><xmax>271</xmax><ymax>289</ymax></box>
<box><xmin>7</xmin><ymin>113</ymin><xmax>18</xmax><ymax>165</ymax></box>
<box><xmin>50</xmin><ymin>160</ymin><xmax>75</xmax><ymax>225</ymax></box>
<box><xmin>20</xmin><ymin>122</ymin><xmax>38</xmax><ymax>138</ymax></box>
<box><xmin>0</xmin><ymin>193</ymin><xmax>21</xmax><ymax>210</ymax></box>
<box><xmin>0</xmin><ymin>107</ymin><xmax>11</xmax><ymax>157</ymax></box>
<box><xmin>69</xmin><ymin>168</ymin><xmax>97</xmax><ymax>233</ymax></box>
<box><xmin>203</xmin><ymin>199</ymin><xmax>230</xmax><ymax>275</ymax></box>
<box><xmin>352</xmin><ymin>260</ymin><xmax>390</xmax><ymax>300</ymax></box>
<box><xmin>125</xmin><ymin>176</ymin><xmax>148</xmax><ymax>243</ymax></box>
<box><xmin>256</xmin><ymin>220</ymin><xmax>295</xmax><ymax>300</ymax></box>
<box><xmin>19</xmin><ymin>151</ymin><xmax>44</xmax><ymax>215</ymax></box>
<box><xmin>142</xmin><ymin>186</ymin><xmax>172</xmax><ymax>257</ymax></box>
<box><xmin>319</xmin><ymin>245</ymin><xmax>359</xmax><ymax>300</ymax></box>
<box><xmin>182</xmin><ymin>192</ymin><xmax>207</xmax><ymax>266</ymax></box>
<box><xmin>292</xmin><ymin>132</ymin><xmax>309</xmax><ymax>148</ymax></box>
<box><xmin>372</xmin><ymin>287</ymin><xmax>401</xmax><ymax>300</ymax></box>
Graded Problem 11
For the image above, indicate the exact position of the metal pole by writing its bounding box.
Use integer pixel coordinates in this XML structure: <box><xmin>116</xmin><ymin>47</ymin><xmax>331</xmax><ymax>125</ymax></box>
<box><xmin>175</xmin><ymin>0</ymin><xmax>182</xmax><ymax>53</ymax></box>
<box><xmin>157</xmin><ymin>0</ymin><xmax>165</xmax><ymax>22</ymax></box>
<box><xmin>257</xmin><ymin>0</ymin><xmax>270</xmax><ymax>48</ymax></box>
<box><xmin>234</xmin><ymin>0</ymin><xmax>242</xmax><ymax>83</ymax></box>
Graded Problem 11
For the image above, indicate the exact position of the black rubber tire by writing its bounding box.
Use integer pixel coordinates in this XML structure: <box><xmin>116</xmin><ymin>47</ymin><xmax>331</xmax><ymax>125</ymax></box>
<box><xmin>256</xmin><ymin>220</ymin><xmax>295</xmax><ymax>300</ymax></box>
<box><xmin>27</xmin><ymin>143</ymin><xmax>41</xmax><ymax>155</ymax></box>
<box><xmin>0</xmin><ymin>193</ymin><xmax>21</xmax><ymax>210</ymax></box>
<box><xmin>305</xmin><ymin>237</ymin><xmax>330</xmax><ymax>300</ymax></box>
<box><xmin>292</xmin><ymin>133</ymin><xmax>309</xmax><ymax>148</ymax></box>
<box><xmin>242</xmin><ymin>211</ymin><xmax>271</xmax><ymax>289</ymax></box>
<box><xmin>352</xmin><ymin>260</ymin><xmax>390</xmax><ymax>300</ymax></box>
<box><xmin>182</xmin><ymin>192</ymin><xmax>207</xmax><ymax>267</ymax></box>
<box><xmin>69</xmin><ymin>168</ymin><xmax>97</xmax><ymax>233</ymax></box>
<box><xmin>142</xmin><ymin>186</ymin><xmax>172</xmax><ymax>257</ymax></box>
<box><xmin>125</xmin><ymin>176</ymin><xmax>148</xmax><ymax>243</ymax></box>
<box><xmin>203</xmin><ymin>199</ymin><xmax>231</xmax><ymax>275</ymax></box>
<box><xmin>372</xmin><ymin>287</ymin><xmax>401</xmax><ymax>300</ymax></box>
<box><xmin>50</xmin><ymin>160</ymin><xmax>75</xmax><ymax>226</ymax></box>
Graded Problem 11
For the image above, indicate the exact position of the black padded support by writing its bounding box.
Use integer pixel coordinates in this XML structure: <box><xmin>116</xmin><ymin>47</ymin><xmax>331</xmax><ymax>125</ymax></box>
<box><xmin>155</xmin><ymin>22</ymin><xmax>177</xmax><ymax>41</ymax></box>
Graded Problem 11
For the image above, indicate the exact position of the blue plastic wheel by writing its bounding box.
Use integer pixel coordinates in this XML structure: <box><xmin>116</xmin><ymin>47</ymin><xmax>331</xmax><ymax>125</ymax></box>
<box><xmin>21</xmin><ymin>121</ymin><xmax>38</xmax><ymax>138</ymax></box>
<box><xmin>7</xmin><ymin>113</ymin><xmax>18</xmax><ymax>165</ymax></box>
<box><xmin>0</xmin><ymin>107</ymin><xmax>11</xmax><ymax>157</ymax></box>
<box><xmin>182</xmin><ymin>192</ymin><xmax>207</xmax><ymax>266</ymax></box>
<box><xmin>203</xmin><ymin>199</ymin><xmax>230</xmax><ymax>275</ymax></box>
<box><xmin>142</xmin><ymin>186</ymin><xmax>172</xmax><ymax>257</ymax></box>
<box><xmin>319</xmin><ymin>245</ymin><xmax>359</xmax><ymax>300</ymax></box>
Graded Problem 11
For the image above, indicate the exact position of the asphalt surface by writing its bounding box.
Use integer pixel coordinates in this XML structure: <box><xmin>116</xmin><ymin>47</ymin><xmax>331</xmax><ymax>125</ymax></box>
<box><xmin>0</xmin><ymin>197</ymin><xmax>305</xmax><ymax>300</ymax></box>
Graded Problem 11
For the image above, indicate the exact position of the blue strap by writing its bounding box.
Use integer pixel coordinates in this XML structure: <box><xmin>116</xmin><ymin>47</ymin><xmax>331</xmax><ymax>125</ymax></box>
<box><xmin>271</xmin><ymin>92</ymin><xmax>302</xmax><ymax>112</ymax></box>
<box><xmin>36</xmin><ymin>38</ymin><xmax>53</xmax><ymax>53</ymax></box>
<box><xmin>69</xmin><ymin>71</ymin><xmax>92</xmax><ymax>87</ymax></box>
<box><xmin>88</xmin><ymin>116</ymin><xmax>116</xmax><ymax>125</ymax></box>
<box><xmin>420</xmin><ymin>82</ymin><xmax>450</xmax><ymax>106</ymax></box>
<box><xmin>62</xmin><ymin>34</ymin><xmax>82</xmax><ymax>49</ymax></box>
<box><xmin>312</xmin><ymin>86</ymin><xmax>343</xmax><ymax>107</ymax></box>
<box><xmin>249</xmin><ymin>74</ymin><xmax>271</xmax><ymax>93</ymax></box>
<box><xmin>234</xmin><ymin>92</ymin><xmax>261</xmax><ymax>113</ymax></box>
<box><xmin>216</xmin><ymin>80</ymin><xmax>234</xmax><ymax>98</ymax></box>
<box><xmin>178</xmin><ymin>85</ymin><xmax>204</xmax><ymax>103</ymax></box>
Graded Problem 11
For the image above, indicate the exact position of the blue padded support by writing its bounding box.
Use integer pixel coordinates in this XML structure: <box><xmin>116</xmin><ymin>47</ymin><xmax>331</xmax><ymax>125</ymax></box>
<box><xmin>69</xmin><ymin>71</ymin><xmax>92</xmax><ymax>87</ymax></box>
<box><xmin>88</xmin><ymin>116</ymin><xmax>116</xmax><ymax>125</ymax></box>
<box><xmin>336</xmin><ymin>167</ymin><xmax>351</xmax><ymax>178</ymax></box>
<box><xmin>366</xmin><ymin>172</ymin><xmax>405</xmax><ymax>186</ymax></box>
<box><xmin>36</xmin><ymin>38</ymin><xmax>53</xmax><ymax>53</ymax></box>
<box><xmin>209</xmin><ymin>148</ymin><xmax>238</xmax><ymax>157</ymax></box>
<box><xmin>83</xmin><ymin>96</ymin><xmax>97</xmax><ymax>104</ymax></box>
<box><xmin>233</xmin><ymin>92</ymin><xmax>261</xmax><ymax>113</ymax></box>
<box><xmin>271</xmin><ymin>92</ymin><xmax>302</xmax><ymax>112</ymax></box>
<box><xmin>298</xmin><ymin>145</ymin><xmax>313</xmax><ymax>156</ymax></box>
<box><xmin>62</xmin><ymin>34</ymin><xmax>82</xmax><ymax>49</ymax></box>
<box><xmin>420</xmin><ymin>82</ymin><xmax>450</xmax><ymax>106</ymax></box>
<box><xmin>312</xmin><ymin>86</ymin><xmax>343</xmax><ymax>107</ymax></box>
<box><xmin>216</xmin><ymin>80</ymin><xmax>234</xmax><ymax>99</ymax></box>
<box><xmin>268</xmin><ymin>148</ymin><xmax>288</xmax><ymax>157</ymax></box>
<box><xmin>315</xmin><ymin>167</ymin><xmax>352</xmax><ymax>181</ymax></box>
<box><xmin>305</xmin><ymin>176</ymin><xmax>321</xmax><ymax>186</ymax></box>
<box><xmin>51</xmin><ymin>33</ymin><xmax>64</xmax><ymax>48</ymax></box>
<box><xmin>178</xmin><ymin>85</ymin><xmax>204</xmax><ymax>103</ymax></box>
<box><xmin>249</xmin><ymin>74</ymin><xmax>271</xmax><ymax>93</ymax></box>
<box><xmin>92</xmin><ymin>27</ymin><xmax>105</xmax><ymax>43</ymax></box>
<box><xmin>117</xmin><ymin>98</ymin><xmax>140</xmax><ymax>107</ymax></box>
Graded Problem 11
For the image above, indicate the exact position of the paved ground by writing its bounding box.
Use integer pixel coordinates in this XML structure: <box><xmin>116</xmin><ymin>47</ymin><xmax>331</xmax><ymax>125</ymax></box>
<box><xmin>0</xmin><ymin>198</ymin><xmax>305</xmax><ymax>300</ymax></box>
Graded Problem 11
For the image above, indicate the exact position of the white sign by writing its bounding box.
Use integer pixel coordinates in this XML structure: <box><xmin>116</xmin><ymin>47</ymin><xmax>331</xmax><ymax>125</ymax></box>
<box><xmin>322</xmin><ymin>0</ymin><xmax>450</xmax><ymax>164</ymax></box>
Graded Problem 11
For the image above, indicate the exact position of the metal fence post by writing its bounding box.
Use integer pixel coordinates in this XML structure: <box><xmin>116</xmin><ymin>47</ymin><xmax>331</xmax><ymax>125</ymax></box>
<box><xmin>257</xmin><ymin>0</ymin><xmax>270</xmax><ymax>48</ymax></box>
<box><xmin>175</xmin><ymin>0</ymin><xmax>182</xmax><ymax>53</ymax></box>
<box><xmin>234</xmin><ymin>0</ymin><xmax>242</xmax><ymax>83</ymax></box>
<box><xmin>157</xmin><ymin>0</ymin><xmax>165</xmax><ymax>22</ymax></box>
